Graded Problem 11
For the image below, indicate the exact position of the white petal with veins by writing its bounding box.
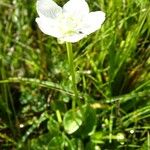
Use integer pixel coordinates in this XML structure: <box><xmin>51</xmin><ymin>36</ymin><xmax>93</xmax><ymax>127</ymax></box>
<box><xmin>36</xmin><ymin>17</ymin><xmax>61</xmax><ymax>37</ymax></box>
<box><xmin>62</xmin><ymin>33</ymin><xmax>86</xmax><ymax>43</ymax></box>
<box><xmin>63</xmin><ymin>0</ymin><xmax>89</xmax><ymax>17</ymax></box>
<box><xmin>81</xmin><ymin>11</ymin><xmax>105</xmax><ymax>35</ymax></box>
<box><xmin>37</xmin><ymin>0</ymin><xmax>62</xmax><ymax>18</ymax></box>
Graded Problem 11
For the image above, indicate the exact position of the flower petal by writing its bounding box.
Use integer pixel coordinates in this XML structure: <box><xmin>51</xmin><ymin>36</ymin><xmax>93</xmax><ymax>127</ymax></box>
<box><xmin>36</xmin><ymin>0</ymin><xmax>62</xmax><ymax>18</ymax></box>
<box><xmin>36</xmin><ymin>17</ymin><xmax>61</xmax><ymax>38</ymax></box>
<box><xmin>80</xmin><ymin>11</ymin><xmax>105</xmax><ymax>35</ymax></box>
<box><xmin>61</xmin><ymin>33</ymin><xmax>86</xmax><ymax>43</ymax></box>
<box><xmin>63</xmin><ymin>0</ymin><xmax>89</xmax><ymax>16</ymax></box>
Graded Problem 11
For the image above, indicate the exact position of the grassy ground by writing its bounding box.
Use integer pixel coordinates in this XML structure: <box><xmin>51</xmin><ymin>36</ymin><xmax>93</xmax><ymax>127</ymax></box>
<box><xmin>0</xmin><ymin>0</ymin><xmax>150</xmax><ymax>149</ymax></box>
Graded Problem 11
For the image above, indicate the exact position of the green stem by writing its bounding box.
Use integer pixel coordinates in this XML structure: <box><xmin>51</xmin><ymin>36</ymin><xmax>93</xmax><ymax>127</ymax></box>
<box><xmin>109</xmin><ymin>108</ymin><xmax>113</xmax><ymax>143</ymax></box>
<box><xmin>56</xmin><ymin>110</ymin><xmax>62</xmax><ymax>123</ymax></box>
<box><xmin>66</xmin><ymin>42</ymin><xmax>80</xmax><ymax>109</ymax></box>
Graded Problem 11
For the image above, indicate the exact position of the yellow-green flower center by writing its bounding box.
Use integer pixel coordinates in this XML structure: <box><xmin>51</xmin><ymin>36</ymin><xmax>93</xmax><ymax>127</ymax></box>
<box><xmin>56</xmin><ymin>13</ymin><xmax>82</xmax><ymax>36</ymax></box>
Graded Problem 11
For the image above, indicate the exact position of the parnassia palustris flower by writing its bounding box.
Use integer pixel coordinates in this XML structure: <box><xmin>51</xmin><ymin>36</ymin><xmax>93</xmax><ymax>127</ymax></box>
<box><xmin>36</xmin><ymin>0</ymin><xmax>105</xmax><ymax>43</ymax></box>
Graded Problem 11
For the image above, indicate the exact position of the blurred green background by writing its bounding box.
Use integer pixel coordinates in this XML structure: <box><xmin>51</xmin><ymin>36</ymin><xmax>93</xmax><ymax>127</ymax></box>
<box><xmin>0</xmin><ymin>0</ymin><xmax>150</xmax><ymax>149</ymax></box>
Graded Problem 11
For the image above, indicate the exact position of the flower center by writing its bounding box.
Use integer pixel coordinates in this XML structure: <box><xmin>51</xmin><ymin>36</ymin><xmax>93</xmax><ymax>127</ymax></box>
<box><xmin>56</xmin><ymin>13</ymin><xmax>82</xmax><ymax>36</ymax></box>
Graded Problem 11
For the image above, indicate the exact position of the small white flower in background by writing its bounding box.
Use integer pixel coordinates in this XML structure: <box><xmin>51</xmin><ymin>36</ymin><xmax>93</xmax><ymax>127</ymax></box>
<box><xmin>36</xmin><ymin>0</ymin><xmax>105</xmax><ymax>43</ymax></box>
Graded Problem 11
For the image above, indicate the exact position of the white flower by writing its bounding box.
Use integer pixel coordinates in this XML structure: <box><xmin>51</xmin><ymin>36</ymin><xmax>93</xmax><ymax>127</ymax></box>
<box><xmin>36</xmin><ymin>0</ymin><xmax>105</xmax><ymax>43</ymax></box>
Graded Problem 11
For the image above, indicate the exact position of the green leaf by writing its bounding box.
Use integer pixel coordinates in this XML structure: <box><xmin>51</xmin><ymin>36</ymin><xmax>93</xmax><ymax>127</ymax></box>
<box><xmin>85</xmin><ymin>142</ymin><xmax>101</xmax><ymax>150</ymax></box>
<box><xmin>70</xmin><ymin>138</ymin><xmax>84</xmax><ymax>150</ymax></box>
<box><xmin>76</xmin><ymin>105</ymin><xmax>96</xmax><ymax>137</ymax></box>
<box><xmin>47</xmin><ymin>116</ymin><xmax>60</xmax><ymax>136</ymax></box>
<box><xmin>63</xmin><ymin>109</ymin><xmax>83</xmax><ymax>134</ymax></box>
<box><xmin>91</xmin><ymin>132</ymin><xmax>104</xmax><ymax>144</ymax></box>
<box><xmin>140</xmin><ymin>133</ymin><xmax>150</xmax><ymax>150</ymax></box>
<box><xmin>48</xmin><ymin>136</ymin><xmax>65</xmax><ymax>150</ymax></box>
<box><xmin>28</xmin><ymin>133</ymin><xmax>51</xmax><ymax>150</ymax></box>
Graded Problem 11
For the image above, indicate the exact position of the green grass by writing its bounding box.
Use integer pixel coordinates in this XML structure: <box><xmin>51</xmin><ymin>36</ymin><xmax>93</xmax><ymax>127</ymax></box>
<box><xmin>0</xmin><ymin>0</ymin><xmax>150</xmax><ymax>149</ymax></box>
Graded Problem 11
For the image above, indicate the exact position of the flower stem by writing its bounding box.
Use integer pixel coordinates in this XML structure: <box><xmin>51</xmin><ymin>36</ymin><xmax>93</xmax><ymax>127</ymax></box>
<box><xmin>66</xmin><ymin>42</ymin><xmax>80</xmax><ymax>109</ymax></box>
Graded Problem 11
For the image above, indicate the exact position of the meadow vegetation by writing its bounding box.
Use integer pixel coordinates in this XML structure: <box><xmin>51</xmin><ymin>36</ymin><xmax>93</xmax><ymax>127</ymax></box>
<box><xmin>0</xmin><ymin>0</ymin><xmax>150</xmax><ymax>149</ymax></box>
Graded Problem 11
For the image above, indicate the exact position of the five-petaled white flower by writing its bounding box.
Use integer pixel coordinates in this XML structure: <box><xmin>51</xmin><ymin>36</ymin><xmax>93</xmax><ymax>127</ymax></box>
<box><xmin>36</xmin><ymin>0</ymin><xmax>105</xmax><ymax>43</ymax></box>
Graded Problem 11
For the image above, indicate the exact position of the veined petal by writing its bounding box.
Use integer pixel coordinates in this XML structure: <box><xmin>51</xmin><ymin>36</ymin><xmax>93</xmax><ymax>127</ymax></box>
<box><xmin>61</xmin><ymin>33</ymin><xmax>86</xmax><ymax>43</ymax></box>
<box><xmin>36</xmin><ymin>17</ymin><xmax>61</xmax><ymax>38</ymax></box>
<box><xmin>81</xmin><ymin>11</ymin><xmax>105</xmax><ymax>35</ymax></box>
<box><xmin>63</xmin><ymin>0</ymin><xmax>89</xmax><ymax>16</ymax></box>
<box><xmin>36</xmin><ymin>0</ymin><xmax>62</xmax><ymax>18</ymax></box>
